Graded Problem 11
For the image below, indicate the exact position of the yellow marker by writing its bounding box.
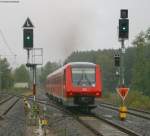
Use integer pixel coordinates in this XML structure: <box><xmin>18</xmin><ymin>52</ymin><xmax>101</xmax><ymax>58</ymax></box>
<box><xmin>24</xmin><ymin>97</ymin><xmax>26</xmax><ymax>102</ymax></box>
<box><xmin>42</xmin><ymin>119</ymin><xmax>48</xmax><ymax>126</ymax></box>
<box><xmin>24</xmin><ymin>97</ymin><xmax>31</xmax><ymax>114</ymax></box>
<box><xmin>119</xmin><ymin>106</ymin><xmax>127</xmax><ymax>120</ymax></box>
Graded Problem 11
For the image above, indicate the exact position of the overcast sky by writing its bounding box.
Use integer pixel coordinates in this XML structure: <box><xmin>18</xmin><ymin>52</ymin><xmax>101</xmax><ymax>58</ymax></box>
<box><xmin>0</xmin><ymin>0</ymin><xmax>149</xmax><ymax>67</ymax></box>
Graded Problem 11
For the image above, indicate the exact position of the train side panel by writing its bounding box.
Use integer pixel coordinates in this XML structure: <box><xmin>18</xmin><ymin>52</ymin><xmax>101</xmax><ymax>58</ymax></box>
<box><xmin>46</xmin><ymin>69</ymin><xmax>65</xmax><ymax>102</ymax></box>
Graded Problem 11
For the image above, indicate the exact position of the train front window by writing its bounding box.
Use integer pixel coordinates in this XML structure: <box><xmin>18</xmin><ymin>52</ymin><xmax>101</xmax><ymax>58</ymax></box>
<box><xmin>72</xmin><ymin>68</ymin><xmax>95</xmax><ymax>87</ymax></box>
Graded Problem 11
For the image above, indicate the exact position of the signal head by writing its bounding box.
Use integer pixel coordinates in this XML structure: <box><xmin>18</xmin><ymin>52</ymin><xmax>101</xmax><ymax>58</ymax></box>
<box><xmin>120</xmin><ymin>9</ymin><xmax>128</xmax><ymax>18</ymax></box>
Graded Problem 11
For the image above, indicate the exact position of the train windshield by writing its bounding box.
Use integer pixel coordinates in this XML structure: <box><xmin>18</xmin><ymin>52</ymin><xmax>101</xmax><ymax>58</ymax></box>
<box><xmin>72</xmin><ymin>68</ymin><xmax>96</xmax><ymax>87</ymax></box>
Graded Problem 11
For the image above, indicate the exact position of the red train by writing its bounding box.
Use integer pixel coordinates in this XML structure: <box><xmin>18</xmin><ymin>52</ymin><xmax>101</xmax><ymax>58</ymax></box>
<box><xmin>45</xmin><ymin>62</ymin><xmax>102</xmax><ymax>110</ymax></box>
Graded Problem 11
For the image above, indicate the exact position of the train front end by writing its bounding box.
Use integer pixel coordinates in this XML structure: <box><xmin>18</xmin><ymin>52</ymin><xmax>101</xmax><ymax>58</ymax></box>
<box><xmin>64</xmin><ymin>62</ymin><xmax>102</xmax><ymax>109</ymax></box>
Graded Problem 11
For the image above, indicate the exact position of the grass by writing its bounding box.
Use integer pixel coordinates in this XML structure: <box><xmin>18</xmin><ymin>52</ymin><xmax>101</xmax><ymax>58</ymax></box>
<box><xmin>102</xmin><ymin>90</ymin><xmax>150</xmax><ymax>111</ymax></box>
<box><xmin>2</xmin><ymin>87</ymin><xmax>32</xmax><ymax>97</ymax></box>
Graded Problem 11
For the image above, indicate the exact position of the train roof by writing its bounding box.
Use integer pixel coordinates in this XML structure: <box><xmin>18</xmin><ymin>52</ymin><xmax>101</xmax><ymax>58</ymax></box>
<box><xmin>67</xmin><ymin>62</ymin><xmax>96</xmax><ymax>66</ymax></box>
<box><xmin>47</xmin><ymin>62</ymin><xmax>96</xmax><ymax>79</ymax></box>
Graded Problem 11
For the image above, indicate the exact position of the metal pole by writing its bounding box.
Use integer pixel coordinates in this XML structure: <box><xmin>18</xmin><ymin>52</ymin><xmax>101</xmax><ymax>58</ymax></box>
<box><xmin>27</xmin><ymin>49</ymin><xmax>30</xmax><ymax>64</ymax></box>
<box><xmin>0</xmin><ymin>56</ymin><xmax>1</xmax><ymax>91</ymax></box>
<box><xmin>120</xmin><ymin>39</ymin><xmax>125</xmax><ymax>86</ymax></box>
<box><xmin>33</xmin><ymin>65</ymin><xmax>36</xmax><ymax>101</ymax></box>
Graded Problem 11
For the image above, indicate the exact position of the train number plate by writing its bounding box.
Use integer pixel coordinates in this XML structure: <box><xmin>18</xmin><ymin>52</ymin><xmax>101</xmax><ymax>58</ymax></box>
<box><xmin>82</xmin><ymin>88</ymin><xmax>87</xmax><ymax>91</ymax></box>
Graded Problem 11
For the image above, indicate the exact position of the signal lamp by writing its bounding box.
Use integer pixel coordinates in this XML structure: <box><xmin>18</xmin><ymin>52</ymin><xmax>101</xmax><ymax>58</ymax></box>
<box><xmin>114</xmin><ymin>54</ymin><xmax>120</xmax><ymax>67</ymax></box>
<box><xmin>23</xmin><ymin>29</ymin><xmax>33</xmax><ymax>48</ymax></box>
<box><xmin>68</xmin><ymin>92</ymin><xmax>73</xmax><ymax>96</ymax></box>
<box><xmin>96</xmin><ymin>92</ymin><xmax>100</xmax><ymax>96</ymax></box>
<box><xmin>119</xmin><ymin>19</ymin><xmax>129</xmax><ymax>39</ymax></box>
<box><xmin>120</xmin><ymin>9</ymin><xmax>128</xmax><ymax>18</ymax></box>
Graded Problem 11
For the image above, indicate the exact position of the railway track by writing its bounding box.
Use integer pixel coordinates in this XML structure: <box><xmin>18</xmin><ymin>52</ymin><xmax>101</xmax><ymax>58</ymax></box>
<box><xmin>5</xmin><ymin>92</ymin><xmax>148</xmax><ymax>136</ymax></box>
<box><xmin>29</xmin><ymin>96</ymin><xmax>141</xmax><ymax>136</ymax></box>
<box><xmin>0</xmin><ymin>95</ymin><xmax>20</xmax><ymax>117</ymax></box>
<box><xmin>92</xmin><ymin>112</ymin><xmax>140</xmax><ymax>136</ymax></box>
<box><xmin>28</xmin><ymin>97</ymin><xmax>103</xmax><ymax>135</ymax></box>
<box><xmin>0</xmin><ymin>95</ymin><xmax>14</xmax><ymax>105</ymax></box>
<box><xmin>98</xmin><ymin>102</ymin><xmax>150</xmax><ymax>120</ymax></box>
<box><xmin>0</xmin><ymin>94</ymin><xmax>25</xmax><ymax>136</ymax></box>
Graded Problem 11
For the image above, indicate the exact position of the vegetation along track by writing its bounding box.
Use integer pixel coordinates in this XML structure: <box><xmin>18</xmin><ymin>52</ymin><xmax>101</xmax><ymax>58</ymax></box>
<box><xmin>98</xmin><ymin>102</ymin><xmax>150</xmax><ymax>120</ymax></box>
<box><xmin>0</xmin><ymin>95</ymin><xmax>20</xmax><ymax>117</ymax></box>
<box><xmin>29</xmin><ymin>96</ymin><xmax>141</xmax><ymax>136</ymax></box>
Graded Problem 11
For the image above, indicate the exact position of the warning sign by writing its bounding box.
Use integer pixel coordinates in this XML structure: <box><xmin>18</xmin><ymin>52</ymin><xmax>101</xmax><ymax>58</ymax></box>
<box><xmin>117</xmin><ymin>87</ymin><xmax>129</xmax><ymax>101</ymax></box>
<box><xmin>23</xmin><ymin>17</ymin><xmax>34</xmax><ymax>28</ymax></box>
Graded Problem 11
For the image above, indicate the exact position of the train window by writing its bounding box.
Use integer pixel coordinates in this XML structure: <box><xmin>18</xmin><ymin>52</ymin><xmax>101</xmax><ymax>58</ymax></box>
<box><xmin>72</xmin><ymin>68</ymin><xmax>96</xmax><ymax>87</ymax></box>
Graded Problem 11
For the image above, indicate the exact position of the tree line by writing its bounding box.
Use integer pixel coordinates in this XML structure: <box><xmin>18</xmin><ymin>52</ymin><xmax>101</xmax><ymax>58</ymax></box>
<box><xmin>64</xmin><ymin>28</ymin><xmax>150</xmax><ymax>96</ymax></box>
<box><xmin>0</xmin><ymin>57</ymin><xmax>60</xmax><ymax>90</ymax></box>
<box><xmin>38</xmin><ymin>27</ymin><xmax>150</xmax><ymax>96</ymax></box>
<box><xmin>2</xmin><ymin>27</ymin><xmax>150</xmax><ymax>96</ymax></box>
<box><xmin>0</xmin><ymin>59</ymin><xmax>30</xmax><ymax>90</ymax></box>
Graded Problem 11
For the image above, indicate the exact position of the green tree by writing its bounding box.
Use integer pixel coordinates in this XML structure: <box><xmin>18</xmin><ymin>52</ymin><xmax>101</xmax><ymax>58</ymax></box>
<box><xmin>39</xmin><ymin>61</ymin><xmax>60</xmax><ymax>84</ymax></box>
<box><xmin>124</xmin><ymin>47</ymin><xmax>136</xmax><ymax>87</ymax></box>
<box><xmin>0</xmin><ymin>58</ymin><xmax>13</xmax><ymax>89</ymax></box>
<box><xmin>64</xmin><ymin>27</ymin><xmax>150</xmax><ymax>96</ymax></box>
<box><xmin>130</xmin><ymin>29</ymin><xmax>150</xmax><ymax>95</ymax></box>
<box><xmin>132</xmin><ymin>32</ymin><xmax>146</xmax><ymax>91</ymax></box>
<box><xmin>14</xmin><ymin>64</ymin><xmax>30</xmax><ymax>82</ymax></box>
<box><xmin>141</xmin><ymin>28</ymin><xmax>150</xmax><ymax>95</ymax></box>
<box><xmin>95</xmin><ymin>49</ymin><xmax>116</xmax><ymax>91</ymax></box>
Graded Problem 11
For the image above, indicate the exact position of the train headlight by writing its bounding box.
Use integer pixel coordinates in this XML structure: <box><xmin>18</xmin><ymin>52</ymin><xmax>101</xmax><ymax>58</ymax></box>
<box><xmin>68</xmin><ymin>92</ymin><xmax>73</xmax><ymax>96</ymax></box>
<box><xmin>96</xmin><ymin>92</ymin><xmax>100</xmax><ymax>96</ymax></box>
<box><xmin>92</xmin><ymin>83</ymin><xmax>95</xmax><ymax>87</ymax></box>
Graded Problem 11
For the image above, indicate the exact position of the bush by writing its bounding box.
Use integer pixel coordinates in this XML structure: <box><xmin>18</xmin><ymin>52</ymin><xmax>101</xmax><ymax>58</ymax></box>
<box><xmin>102</xmin><ymin>90</ymin><xmax>150</xmax><ymax>111</ymax></box>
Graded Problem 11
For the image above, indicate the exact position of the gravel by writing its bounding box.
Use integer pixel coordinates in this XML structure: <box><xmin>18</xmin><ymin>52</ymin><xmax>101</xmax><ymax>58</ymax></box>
<box><xmin>42</xmin><ymin>101</ymin><xmax>96</xmax><ymax>136</ymax></box>
<box><xmin>36</xmin><ymin>89</ymin><xmax>96</xmax><ymax>135</ymax></box>
<box><xmin>0</xmin><ymin>100</ymin><xmax>26</xmax><ymax>136</ymax></box>
<box><xmin>93</xmin><ymin>105</ymin><xmax>150</xmax><ymax>136</ymax></box>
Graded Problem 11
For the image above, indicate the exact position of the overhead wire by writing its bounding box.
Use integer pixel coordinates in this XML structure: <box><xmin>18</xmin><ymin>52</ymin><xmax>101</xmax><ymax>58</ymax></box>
<box><xmin>0</xmin><ymin>0</ymin><xmax>20</xmax><ymax>65</ymax></box>
<box><xmin>0</xmin><ymin>30</ymin><xmax>15</xmax><ymax>56</ymax></box>
<box><xmin>0</xmin><ymin>1</ymin><xmax>19</xmax><ymax>3</ymax></box>
<box><xmin>0</xmin><ymin>30</ymin><xmax>17</xmax><ymax>66</ymax></box>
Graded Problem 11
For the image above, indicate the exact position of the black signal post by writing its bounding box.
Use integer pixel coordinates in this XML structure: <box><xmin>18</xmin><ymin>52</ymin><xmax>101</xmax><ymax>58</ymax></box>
<box><xmin>117</xmin><ymin>10</ymin><xmax>129</xmax><ymax>120</ymax></box>
<box><xmin>23</xmin><ymin>17</ymin><xmax>34</xmax><ymax>64</ymax></box>
<box><xmin>118</xmin><ymin>9</ymin><xmax>129</xmax><ymax>86</ymax></box>
<box><xmin>23</xmin><ymin>19</ymin><xmax>44</xmax><ymax>121</ymax></box>
<box><xmin>23</xmin><ymin>18</ymin><xmax>37</xmax><ymax>101</ymax></box>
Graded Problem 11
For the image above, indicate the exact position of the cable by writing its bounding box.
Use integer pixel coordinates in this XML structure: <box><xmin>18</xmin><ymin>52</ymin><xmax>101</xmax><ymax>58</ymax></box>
<box><xmin>0</xmin><ymin>30</ymin><xmax>18</xmax><ymax>67</ymax></box>
<box><xmin>0</xmin><ymin>1</ymin><xmax>19</xmax><ymax>3</ymax></box>
<box><xmin>0</xmin><ymin>30</ymin><xmax>15</xmax><ymax>56</ymax></box>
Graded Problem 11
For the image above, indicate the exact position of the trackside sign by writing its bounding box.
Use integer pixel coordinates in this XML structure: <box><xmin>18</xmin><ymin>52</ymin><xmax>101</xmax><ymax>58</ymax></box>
<box><xmin>117</xmin><ymin>87</ymin><xmax>129</xmax><ymax>101</ymax></box>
